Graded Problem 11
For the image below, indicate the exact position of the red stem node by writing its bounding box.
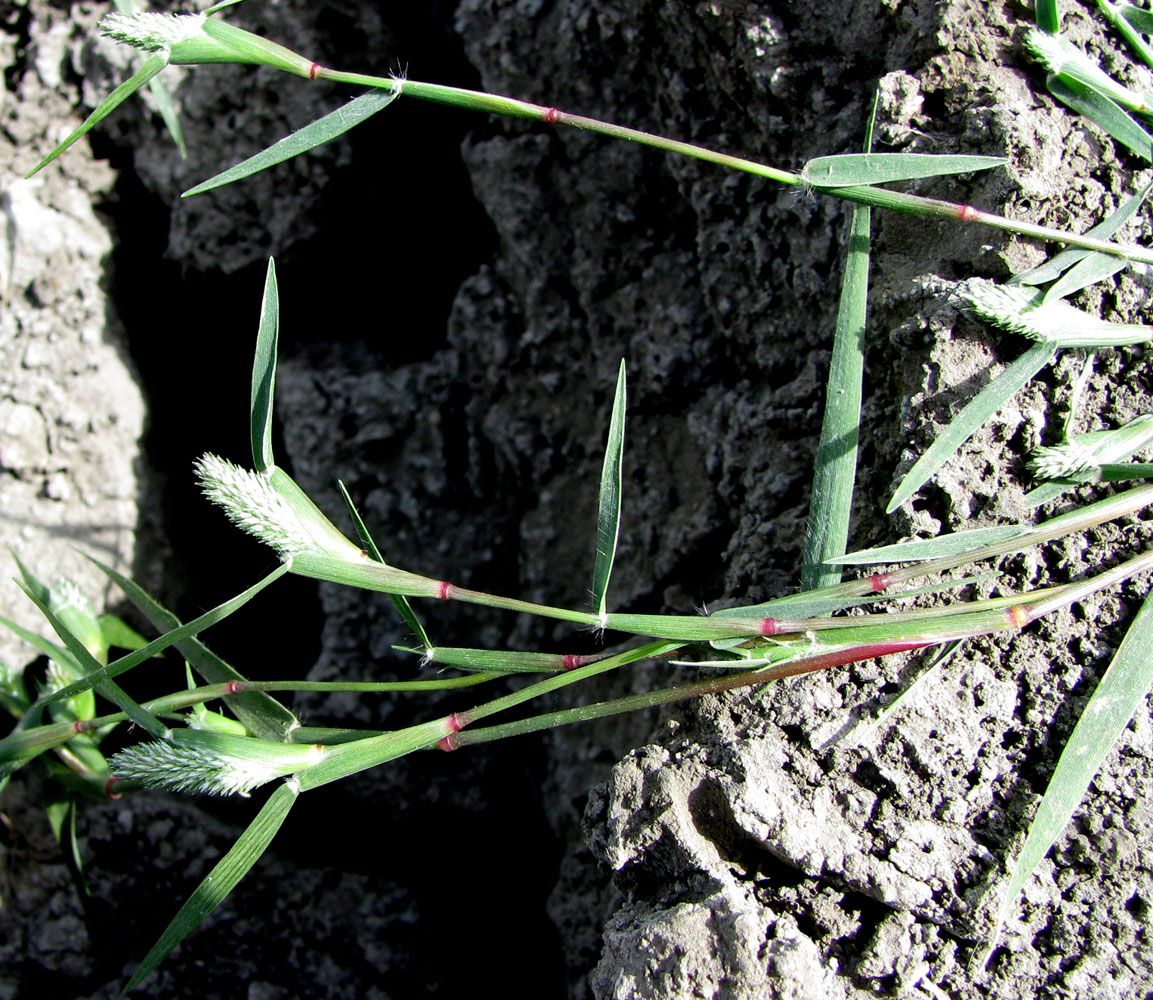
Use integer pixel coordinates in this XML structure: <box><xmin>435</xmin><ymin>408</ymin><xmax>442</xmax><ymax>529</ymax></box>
<box><xmin>957</xmin><ymin>204</ymin><xmax>980</xmax><ymax>222</ymax></box>
<box><xmin>438</xmin><ymin>581</ymin><xmax>455</xmax><ymax>601</ymax></box>
<box><xmin>868</xmin><ymin>572</ymin><xmax>892</xmax><ymax>592</ymax></box>
<box><xmin>72</xmin><ymin>720</ymin><xmax>87</xmax><ymax>733</ymax></box>
<box><xmin>437</xmin><ymin>734</ymin><xmax>460</xmax><ymax>752</ymax></box>
<box><xmin>761</xmin><ymin>618</ymin><xmax>783</xmax><ymax>636</ymax></box>
<box><xmin>562</xmin><ymin>654</ymin><xmax>585</xmax><ymax>670</ymax></box>
<box><xmin>446</xmin><ymin>712</ymin><xmax>465</xmax><ymax>733</ymax></box>
<box><xmin>544</xmin><ymin>107</ymin><xmax>559</xmax><ymax>124</ymax></box>
<box><xmin>226</xmin><ymin>680</ymin><xmax>241</xmax><ymax>695</ymax></box>
<box><xmin>309</xmin><ymin>62</ymin><xmax>321</xmax><ymax>80</ymax></box>
<box><xmin>1008</xmin><ymin>605</ymin><xmax>1032</xmax><ymax>629</ymax></box>
<box><xmin>104</xmin><ymin>776</ymin><xmax>123</xmax><ymax>800</ymax></box>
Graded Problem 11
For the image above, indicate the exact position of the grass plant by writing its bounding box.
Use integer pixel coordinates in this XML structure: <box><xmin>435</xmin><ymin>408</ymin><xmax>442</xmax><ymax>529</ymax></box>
<box><xmin>5</xmin><ymin>0</ymin><xmax>1153</xmax><ymax>991</ymax></box>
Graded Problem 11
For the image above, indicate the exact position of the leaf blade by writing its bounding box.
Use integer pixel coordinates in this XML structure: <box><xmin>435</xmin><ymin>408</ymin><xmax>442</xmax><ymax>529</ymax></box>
<box><xmin>26</xmin><ymin>52</ymin><xmax>170</xmax><ymax>177</ymax></box>
<box><xmin>182</xmin><ymin>90</ymin><xmax>400</xmax><ymax>198</ymax></box>
<box><xmin>84</xmin><ymin>557</ymin><xmax>297</xmax><ymax>741</ymax></box>
<box><xmin>251</xmin><ymin>258</ymin><xmax>279</xmax><ymax>472</ymax></box>
<box><xmin>592</xmin><ymin>361</ymin><xmax>627</xmax><ymax>619</ymax></box>
<box><xmin>990</xmin><ymin>587</ymin><xmax>1153</xmax><ymax>949</ymax></box>
<box><xmin>801</xmin><ymin>153</ymin><xmax>1006</xmax><ymax>188</ymax></box>
<box><xmin>802</xmin><ymin>148</ymin><xmax>871</xmax><ymax>588</ymax></box>
<box><xmin>1047</xmin><ymin>75</ymin><xmax>1153</xmax><ymax>162</ymax></box>
<box><xmin>125</xmin><ymin>780</ymin><xmax>299</xmax><ymax>991</ymax></box>
<box><xmin>887</xmin><ymin>341</ymin><xmax>1059</xmax><ymax>513</ymax></box>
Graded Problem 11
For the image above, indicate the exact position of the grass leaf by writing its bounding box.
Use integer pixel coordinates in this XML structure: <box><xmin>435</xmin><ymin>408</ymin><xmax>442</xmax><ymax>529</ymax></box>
<box><xmin>592</xmin><ymin>360</ymin><xmax>627</xmax><ymax>619</ymax></box>
<box><xmin>203</xmin><ymin>0</ymin><xmax>248</xmax><ymax>14</ymax></box>
<box><xmin>1121</xmin><ymin>3</ymin><xmax>1153</xmax><ymax>36</ymax></box>
<box><xmin>1047</xmin><ymin>74</ymin><xmax>1153</xmax><ymax>161</ymax></box>
<box><xmin>1043</xmin><ymin>182</ymin><xmax>1153</xmax><ymax>300</ymax></box>
<box><xmin>1096</xmin><ymin>0</ymin><xmax>1153</xmax><ymax>71</ymax></box>
<box><xmin>1036</xmin><ymin>0</ymin><xmax>1060</xmax><ymax>33</ymax></box>
<box><xmin>84</xmin><ymin>557</ymin><xmax>297</xmax><ymax>741</ymax></box>
<box><xmin>17</xmin><ymin>584</ymin><xmax>166</xmax><ymax>738</ymax></box>
<box><xmin>251</xmin><ymin>258</ymin><xmax>278</xmax><ymax>472</ymax></box>
<box><xmin>182</xmin><ymin>90</ymin><xmax>400</xmax><ymax>197</ymax></box>
<box><xmin>989</xmin><ymin>587</ymin><xmax>1153</xmax><ymax>951</ymax></box>
<box><xmin>40</xmin><ymin>566</ymin><xmax>289</xmax><ymax>708</ymax></box>
<box><xmin>1012</xmin><ymin>181</ymin><xmax>1153</xmax><ymax>286</ymax></box>
<box><xmin>147</xmin><ymin>75</ymin><xmax>187</xmax><ymax>158</ymax></box>
<box><xmin>827</xmin><ymin>524</ymin><xmax>1029</xmax><ymax>565</ymax></box>
<box><xmin>802</xmin><ymin>154</ymin><xmax>871</xmax><ymax>588</ymax></box>
<box><xmin>887</xmin><ymin>341</ymin><xmax>1059</xmax><ymax>512</ymax></box>
<box><xmin>26</xmin><ymin>52</ymin><xmax>170</xmax><ymax>177</ymax></box>
<box><xmin>801</xmin><ymin>153</ymin><xmax>1006</xmax><ymax>188</ymax></box>
<box><xmin>337</xmin><ymin>481</ymin><xmax>432</xmax><ymax>650</ymax></box>
<box><xmin>125</xmin><ymin>779</ymin><xmax>299</xmax><ymax>992</ymax></box>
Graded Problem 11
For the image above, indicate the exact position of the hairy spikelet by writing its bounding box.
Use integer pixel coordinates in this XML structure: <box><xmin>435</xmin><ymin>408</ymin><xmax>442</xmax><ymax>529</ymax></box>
<box><xmin>100</xmin><ymin>12</ymin><xmax>206</xmax><ymax>52</ymax></box>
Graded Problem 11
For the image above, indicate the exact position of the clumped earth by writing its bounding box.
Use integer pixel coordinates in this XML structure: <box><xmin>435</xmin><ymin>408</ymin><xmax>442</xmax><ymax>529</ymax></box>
<box><xmin>2</xmin><ymin>0</ymin><xmax>1152</xmax><ymax>997</ymax></box>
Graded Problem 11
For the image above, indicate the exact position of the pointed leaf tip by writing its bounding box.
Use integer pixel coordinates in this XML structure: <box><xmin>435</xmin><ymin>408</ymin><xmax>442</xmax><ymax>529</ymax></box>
<box><xmin>251</xmin><ymin>258</ymin><xmax>278</xmax><ymax>472</ymax></box>
<box><xmin>592</xmin><ymin>361</ymin><xmax>627</xmax><ymax>618</ymax></box>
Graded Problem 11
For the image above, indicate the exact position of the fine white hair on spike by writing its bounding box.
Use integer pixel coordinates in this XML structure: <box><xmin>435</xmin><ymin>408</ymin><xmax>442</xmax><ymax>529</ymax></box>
<box><xmin>195</xmin><ymin>454</ymin><xmax>313</xmax><ymax>558</ymax></box>
<box><xmin>961</xmin><ymin>281</ymin><xmax>1054</xmax><ymax>342</ymax></box>
<box><xmin>99</xmin><ymin>11</ymin><xmax>206</xmax><ymax>52</ymax></box>
<box><xmin>1022</xmin><ymin>26</ymin><xmax>1066</xmax><ymax>74</ymax></box>
<box><xmin>110</xmin><ymin>738</ymin><xmax>324</xmax><ymax>797</ymax></box>
<box><xmin>1029</xmin><ymin>442</ymin><xmax>1098</xmax><ymax>479</ymax></box>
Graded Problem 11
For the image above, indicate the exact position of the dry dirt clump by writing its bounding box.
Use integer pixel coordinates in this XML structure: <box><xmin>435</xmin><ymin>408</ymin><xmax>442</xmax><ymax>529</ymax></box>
<box><xmin>1</xmin><ymin>1</ymin><xmax>1151</xmax><ymax>998</ymax></box>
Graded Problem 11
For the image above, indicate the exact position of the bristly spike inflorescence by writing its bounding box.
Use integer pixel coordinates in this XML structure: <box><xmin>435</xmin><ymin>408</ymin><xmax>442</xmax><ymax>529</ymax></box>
<box><xmin>110</xmin><ymin>735</ymin><xmax>326</xmax><ymax>797</ymax></box>
<box><xmin>99</xmin><ymin>11</ymin><xmax>206</xmax><ymax>52</ymax></box>
<box><xmin>195</xmin><ymin>454</ymin><xmax>311</xmax><ymax>558</ymax></box>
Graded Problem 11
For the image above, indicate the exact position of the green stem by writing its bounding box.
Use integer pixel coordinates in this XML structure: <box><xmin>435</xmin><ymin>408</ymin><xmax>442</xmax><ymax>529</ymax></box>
<box><xmin>311</xmin><ymin>67</ymin><xmax>1153</xmax><ymax>264</ymax></box>
<box><xmin>450</xmin><ymin>639</ymin><xmax>932</xmax><ymax>748</ymax></box>
<box><xmin>235</xmin><ymin>674</ymin><xmax>501</xmax><ymax>692</ymax></box>
<box><xmin>457</xmin><ymin>640</ymin><xmax>682</xmax><ymax>728</ymax></box>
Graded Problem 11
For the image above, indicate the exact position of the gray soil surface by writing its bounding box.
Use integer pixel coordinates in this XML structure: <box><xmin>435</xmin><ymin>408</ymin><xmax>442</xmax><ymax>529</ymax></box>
<box><xmin>2</xmin><ymin>1</ymin><xmax>1152</xmax><ymax>998</ymax></box>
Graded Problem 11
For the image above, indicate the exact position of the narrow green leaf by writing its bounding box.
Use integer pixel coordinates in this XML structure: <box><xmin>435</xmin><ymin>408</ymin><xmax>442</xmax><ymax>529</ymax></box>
<box><xmin>26</xmin><ymin>52</ymin><xmax>169</xmax><ymax>177</ymax></box>
<box><xmin>1044</xmin><ymin>254</ymin><xmax>1127</xmax><ymax>302</ymax></box>
<box><xmin>96</xmin><ymin>614</ymin><xmax>150</xmax><ymax>653</ymax></box>
<box><xmin>125</xmin><ymin>780</ymin><xmax>299</xmax><ymax>992</ymax></box>
<box><xmin>39</xmin><ymin>566</ymin><xmax>289</xmax><ymax>707</ymax></box>
<box><xmin>1036</xmin><ymin>0</ymin><xmax>1061</xmax><ymax>33</ymax></box>
<box><xmin>838</xmin><ymin>641</ymin><xmax>963</xmax><ymax>748</ymax></box>
<box><xmin>83</xmin><ymin>557</ymin><xmax>297</xmax><ymax>741</ymax></box>
<box><xmin>1044</xmin><ymin>183</ymin><xmax>1153</xmax><ymax>300</ymax></box>
<box><xmin>251</xmin><ymin>258</ymin><xmax>278</xmax><ymax>472</ymax></box>
<box><xmin>1097</xmin><ymin>1</ymin><xmax>1153</xmax><ymax>71</ymax></box>
<box><xmin>990</xmin><ymin>587</ymin><xmax>1153</xmax><ymax>949</ymax></box>
<box><xmin>802</xmin><ymin>113</ymin><xmax>872</xmax><ymax>589</ymax></box>
<box><xmin>182</xmin><ymin>89</ymin><xmax>400</xmax><ymax>198</ymax></box>
<box><xmin>801</xmin><ymin>153</ymin><xmax>1006</xmax><ymax>188</ymax></box>
<box><xmin>713</xmin><ymin>574</ymin><xmax>993</xmax><ymax>624</ymax></box>
<box><xmin>1012</xmin><ymin>182</ymin><xmax>1153</xmax><ymax>286</ymax></box>
<box><xmin>592</xmin><ymin>360</ymin><xmax>627</xmax><ymax>620</ymax></box>
<box><xmin>337</xmin><ymin>480</ymin><xmax>432</xmax><ymax>650</ymax></box>
<box><xmin>887</xmin><ymin>341</ymin><xmax>1059</xmax><ymax>512</ymax></box>
<box><xmin>17</xmin><ymin>584</ymin><xmax>166</xmax><ymax>738</ymax></box>
<box><xmin>827</xmin><ymin>525</ymin><xmax>1029</xmax><ymax>565</ymax></box>
<box><xmin>147</xmin><ymin>75</ymin><xmax>187</xmax><ymax>158</ymax></box>
<box><xmin>1047</xmin><ymin>74</ymin><xmax>1153</xmax><ymax>161</ymax></box>
<box><xmin>204</xmin><ymin>0</ymin><xmax>248</xmax><ymax>14</ymax></box>
<box><xmin>396</xmin><ymin>645</ymin><xmax>571</xmax><ymax>674</ymax></box>
<box><xmin>0</xmin><ymin>614</ymin><xmax>77</xmax><ymax>673</ymax></box>
<box><xmin>1121</xmin><ymin>4</ymin><xmax>1153</xmax><ymax>36</ymax></box>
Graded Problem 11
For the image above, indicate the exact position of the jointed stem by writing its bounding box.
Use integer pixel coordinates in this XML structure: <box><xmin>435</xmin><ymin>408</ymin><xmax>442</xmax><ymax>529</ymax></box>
<box><xmin>313</xmin><ymin>67</ymin><xmax>1153</xmax><ymax>264</ymax></box>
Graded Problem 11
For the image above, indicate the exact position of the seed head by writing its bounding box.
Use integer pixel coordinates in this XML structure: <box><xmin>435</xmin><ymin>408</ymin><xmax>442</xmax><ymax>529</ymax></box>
<box><xmin>99</xmin><ymin>12</ymin><xmax>206</xmax><ymax>53</ymax></box>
